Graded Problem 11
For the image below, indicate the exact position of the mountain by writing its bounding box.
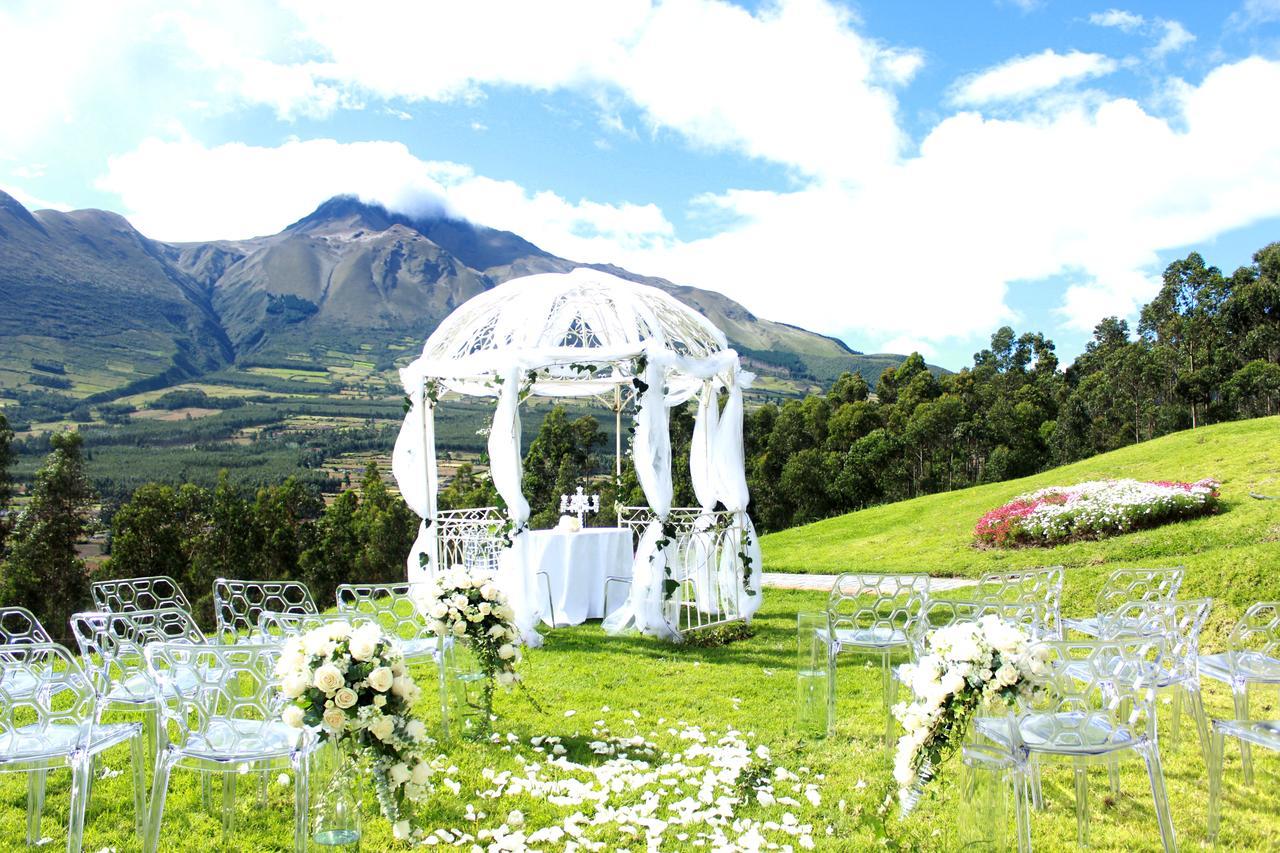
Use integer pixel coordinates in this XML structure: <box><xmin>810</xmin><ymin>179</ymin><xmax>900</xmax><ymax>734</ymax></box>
<box><xmin>0</xmin><ymin>191</ymin><xmax>925</xmax><ymax>401</ymax></box>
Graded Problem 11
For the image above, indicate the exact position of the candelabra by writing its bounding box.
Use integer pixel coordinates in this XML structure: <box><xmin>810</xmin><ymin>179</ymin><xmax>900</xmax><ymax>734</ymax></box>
<box><xmin>559</xmin><ymin>486</ymin><xmax>600</xmax><ymax>526</ymax></box>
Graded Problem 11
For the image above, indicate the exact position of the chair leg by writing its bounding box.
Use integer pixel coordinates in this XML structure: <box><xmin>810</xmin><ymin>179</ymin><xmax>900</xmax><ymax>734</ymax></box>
<box><xmin>881</xmin><ymin>649</ymin><xmax>896</xmax><ymax>749</ymax></box>
<box><xmin>293</xmin><ymin>753</ymin><xmax>310</xmax><ymax>853</ymax></box>
<box><xmin>26</xmin><ymin>768</ymin><xmax>47</xmax><ymax>844</ymax></box>
<box><xmin>826</xmin><ymin>644</ymin><xmax>839</xmax><ymax>735</ymax></box>
<box><xmin>1074</xmin><ymin>760</ymin><xmax>1090</xmax><ymax>848</ymax></box>
<box><xmin>67</xmin><ymin>754</ymin><xmax>92</xmax><ymax>853</ymax></box>
<box><xmin>1207</xmin><ymin>728</ymin><xmax>1225</xmax><ymax>845</ymax></box>
<box><xmin>130</xmin><ymin>731</ymin><xmax>148</xmax><ymax>840</ymax></box>
<box><xmin>222</xmin><ymin>771</ymin><xmax>237</xmax><ymax>842</ymax></box>
<box><xmin>1184</xmin><ymin>682</ymin><xmax>1212</xmax><ymax>768</ymax></box>
<box><xmin>1030</xmin><ymin>758</ymin><xmax>1044</xmax><ymax>811</ymax></box>
<box><xmin>1013</xmin><ymin>763</ymin><xmax>1032</xmax><ymax>853</ymax></box>
<box><xmin>145</xmin><ymin>749</ymin><xmax>176</xmax><ymax>853</ymax></box>
<box><xmin>1232</xmin><ymin>682</ymin><xmax>1254</xmax><ymax>785</ymax></box>
<box><xmin>1138</xmin><ymin>741</ymin><xmax>1177</xmax><ymax>853</ymax></box>
<box><xmin>1108</xmin><ymin>755</ymin><xmax>1121</xmax><ymax>797</ymax></box>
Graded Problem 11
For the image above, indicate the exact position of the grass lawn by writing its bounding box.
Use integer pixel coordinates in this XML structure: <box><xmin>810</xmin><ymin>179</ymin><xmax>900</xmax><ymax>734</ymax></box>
<box><xmin>762</xmin><ymin>416</ymin><xmax>1280</xmax><ymax>647</ymax></box>
<box><xmin>3</xmin><ymin>589</ymin><xmax>1279</xmax><ymax>850</ymax></box>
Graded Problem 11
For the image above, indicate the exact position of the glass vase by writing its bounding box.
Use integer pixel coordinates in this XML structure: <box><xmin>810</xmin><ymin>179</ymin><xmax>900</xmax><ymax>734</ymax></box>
<box><xmin>443</xmin><ymin>635</ymin><xmax>493</xmax><ymax>741</ymax></box>
<box><xmin>796</xmin><ymin>612</ymin><xmax>833</xmax><ymax>737</ymax></box>
<box><xmin>958</xmin><ymin>743</ymin><xmax>1017</xmax><ymax>851</ymax></box>
<box><xmin>311</xmin><ymin>737</ymin><xmax>362</xmax><ymax>848</ymax></box>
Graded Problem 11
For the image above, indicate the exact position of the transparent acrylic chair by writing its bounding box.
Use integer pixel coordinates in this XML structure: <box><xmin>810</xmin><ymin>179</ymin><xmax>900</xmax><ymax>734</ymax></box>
<box><xmin>1061</xmin><ymin>567</ymin><xmax>1184</xmax><ymax>637</ymax></box>
<box><xmin>825</xmin><ymin>572</ymin><xmax>930</xmax><ymax>745</ymax></box>
<box><xmin>143</xmin><ymin>641</ymin><xmax>315</xmax><ymax>853</ymax></box>
<box><xmin>0</xmin><ymin>642</ymin><xmax>145</xmax><ymax>852</ymax></box>
<box><xmin>0</xmin><ymin>607</ymin><xmax>59</xmax><ymax>698</ymax></box>
<box><xmin>1198</xmin><ymin>601</ymin><xmax>1280</xmax><ymax>785</ymax></box>
<box><xmin>256</xmin><ymin>610</ymin><xmax>375</xmax><ymax>644</ymax></box>
<box><xmin>90</xmin><ymin>575</ymin><xmax>192</xmax><ymax>614</ymax></box>
<box><xmin>69</xmin><ymin>606</ymin><xmax>208</xmax><ymax>823</ymax></box>
<box><xmin>976</xmin><ymin>637</ymin><xmax>1177</xmax><ymax>852</ymax></box>
<box><xmin>974</xmin><ymin>566</ymin><xmax>1066</xmax><ymax>638</ymax></box>
<box><xmin>213</xmin><ymin>578</ymin><xmax>318</xmax><ymax>643</ymax></box>
<box><xmin>335</xmin><ymin>582</ymin><xmax>440</xmax><ymax>663</ymax></box>
<box><xmin>1208</xmin><ymin>718</ymin><xmax>1280</xmax><ymax>844</ymax></box>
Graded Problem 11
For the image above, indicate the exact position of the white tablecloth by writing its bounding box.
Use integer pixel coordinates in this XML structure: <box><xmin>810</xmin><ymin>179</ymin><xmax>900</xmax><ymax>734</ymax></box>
<box><xmin>523</xmin><ymin>528</ymin><xmax>634</xmax><ymax>626</ymax></box>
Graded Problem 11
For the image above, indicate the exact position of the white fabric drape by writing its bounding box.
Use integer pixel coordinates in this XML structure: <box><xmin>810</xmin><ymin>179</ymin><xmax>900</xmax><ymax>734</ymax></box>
<box><xmin>690</xmin><ymin>381</ymin><xmax>719</xmax><ymax>510</ymax></box>
<box><xmin>394</xmin><ymin>385</ymin><xmax>439</xmax><ymax>585</ymax></box>
<box><xmin>712</xmin><ymin>369</ymin><xmax>763</xmax><ymax>620</ymax></box>
<box><xmin>487</xmin><ymin>367</ymin><xmax>540</xmax><ymax>644</ymax></box>
<box><xmin>604</xmin><ymin>353</ymin><xmax>679</xmax><ymax>639</ymax></box>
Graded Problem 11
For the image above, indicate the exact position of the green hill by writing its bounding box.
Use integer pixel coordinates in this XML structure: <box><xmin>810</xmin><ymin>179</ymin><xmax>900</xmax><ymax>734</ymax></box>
<box><xmin>762</xmin><ymin>415</ymin><xmax>1280</xmax><ymax>643</ymax></box>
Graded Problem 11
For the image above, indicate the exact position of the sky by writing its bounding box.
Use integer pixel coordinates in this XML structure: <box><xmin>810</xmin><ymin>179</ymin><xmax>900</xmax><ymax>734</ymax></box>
<box><xmin>2</xmin><ymin>0</ymin><xmax>1279</xmax><ymax>371</ymax></box>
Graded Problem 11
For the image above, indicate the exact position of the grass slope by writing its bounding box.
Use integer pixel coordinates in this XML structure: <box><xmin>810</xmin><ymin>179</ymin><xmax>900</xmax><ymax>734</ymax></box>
<box><xmin>762</xmin><ymin>415</ymin><xmax>1280</xmax><ymax>644</ymax></box>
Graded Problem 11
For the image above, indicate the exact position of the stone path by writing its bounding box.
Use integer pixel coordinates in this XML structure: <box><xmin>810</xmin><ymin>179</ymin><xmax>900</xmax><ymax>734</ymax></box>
<box><xmin>762</xmin><ymin>572</ymin><xmax>978</xmax><ymax>592</ymax></box>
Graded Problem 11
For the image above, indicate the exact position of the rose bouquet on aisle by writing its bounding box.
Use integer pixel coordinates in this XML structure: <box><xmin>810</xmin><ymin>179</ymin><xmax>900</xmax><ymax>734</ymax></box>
<box><xmin>424</xmin><ymin>568</ymin><xmax>527</xmax><ymax>733</ymax></box>
<box><xmin>276</xmin><ymin>620</ymin><xmax>432</xmax><ymax>841</ymax></box>
<box><xmin>892</xmin><ymin>616</ymin><xmax>1050</xmax><ymax>815</ymax></box>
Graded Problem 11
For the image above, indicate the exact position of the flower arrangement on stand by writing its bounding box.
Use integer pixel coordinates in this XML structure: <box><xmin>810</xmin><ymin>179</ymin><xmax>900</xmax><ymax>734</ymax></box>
<box><xmin>974</xmin><ymin>478</ymin><xmax>1221</xmax><ymax>547</ymax></box>
<box><xmin>892</xmin><ymin>616</ymin><xmax>1049</xmax><ymax>815</ymax></box>
<box><xmin>424</xmin><ymin>568</ymin><xmax>527</xmax><ymax>737</ymax></box>
<box><xmin>276</xmin><ymin>621</ymin><xmax>433</xmax><ymax>842</ymax></box>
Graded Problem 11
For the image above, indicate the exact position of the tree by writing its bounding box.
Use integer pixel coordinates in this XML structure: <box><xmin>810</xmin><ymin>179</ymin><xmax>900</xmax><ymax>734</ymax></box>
<box><xmin>302</xmin><ymin>490</ymin><xmax>361</xmax><ymax>606</ymax></box>
<box><xmin>0</xmin><ymin>432</ymin><xmax>95</xmax><ymax>642</ymax></box>
<box><xmin>522</xmin><ymin>406</ymin><xmax>607</xmax><ymax>528</ymax></box>
<box><xmin>0</xmin><ymin>413</ymin><xmax>13</xmax><ymax>555</ymax></box>
<box><xmin>1225</xmin><ymin>360</ymin><xmax>1280</xmax><ymax>418</ymax></box>
<box><xmin>188</xmin><ymin>472</ymin><xmax>259</xmax><ymax>626</ymax></box>
<box><xmin>103</xmin><ymin>482</ymin><xmax>208</xmax><ymax>581</ymax></box>
<box><xmin>250</xmin><ymin>477</ymin><xmax>323</xmax><ymax>580</ymax></box>
<box><xmin>351</xmin><ymin>463</ymin><xmax>417</xmax><ymax>584</ymax></box>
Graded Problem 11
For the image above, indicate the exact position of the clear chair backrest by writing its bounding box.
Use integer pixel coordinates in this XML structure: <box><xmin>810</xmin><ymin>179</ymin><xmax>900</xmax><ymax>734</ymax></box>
<box><xmin>335</xmin><ymin>583</ymin><xmax>430</xmax><ymax>644</ymax></box>
<box><xmin>0</xmin><ymin>643</ymin><xmax>97</xmax><ymax>755</ymax></box>
<box><xmin>91</xmin><ymin>575</ymin><xmax>192</xmax><ymax>614</ymax></box>
<box><xmin>1095</xmin><ymin>567</ymin><xmax>1184</xmax><ymax>614</ymax></box>
<box><xmin>0</xmin><ymin>607</ymin><xmax>54</xmax><ymax>644</ymax></box>
<box><xmin>436</xmin><ymin>507</ymin><xmax>504</xmax><ymax>574</ymax></box>
<box><xmin>70</xmin><ymin>608</ymin><xmax>207</xmax><ymax>702</ymax></box>
<box><xmin>256</xmin><ymin>611</ymin><xmax>372</xmax><ymax>645</ymax></box>
<box><xmin>1099</xmin><ymin>598</ymin><xmax>1212</xmax><ymax>683</ymax></box>
<box><xmin>974</xmin><ymin>566</ymin><xmax>1065</xmax><ymax>633</ymax></box>
<box><xmin>827</xmin><ymin>573</ymin><xmax>931</xmax><ymax>642</ymax></box>
<box><xmin>213</xmin><ymin>578</ymin><xmax>318</xmax><ymax>643</ymax></box>
<box><xmin>1227</xmin><ymin>602</ymin><xmax>1280</xmax><ymax>674</ymax></box>
<box><xmin>144</xmin><ymin>641</ymin><xmax>282</xmax><ymax>750</ymax></box>
<box><xmin>912</xmin><ymin>598</ymin><xmax>1049</xmax><ymax>659</ymax></box>
<box><xmin>1011</xmin><ymin>636</ymin><xmax>1167</xmax><ymax>752</ymax></box>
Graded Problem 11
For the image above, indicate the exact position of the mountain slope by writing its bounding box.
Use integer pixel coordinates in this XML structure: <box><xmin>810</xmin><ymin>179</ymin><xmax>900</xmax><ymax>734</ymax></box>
<box><xmin>0</xmin><ymin>191</ymin><xmax>928</xmax><ymax>400</ymax></box>
<box><xmin>761</xmin><ymin>415</ymin><xmax>1280</xmax><ymax>642</ymax></box>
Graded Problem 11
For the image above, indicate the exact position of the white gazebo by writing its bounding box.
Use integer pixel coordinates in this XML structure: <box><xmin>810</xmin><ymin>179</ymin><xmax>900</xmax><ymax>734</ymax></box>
<box><xmin>392</xmin><ymin>267</ymin><xmax>762</xmax><ymax>642</ymax></box>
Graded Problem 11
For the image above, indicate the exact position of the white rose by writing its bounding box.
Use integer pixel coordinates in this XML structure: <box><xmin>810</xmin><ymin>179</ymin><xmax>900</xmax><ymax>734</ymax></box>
<box><xmin>391</xmin><ymin>677</ymin><xmax>412</xmax><ymax>699</ymax></box>
<box><xmin>368</xmin><ymin>666</ymin><xmax>395</xmax><ymax>693</ymax></box>
<box><xmin>389</xmin><ymin>762</ymin><xmax>412</xmax><ymax>786</ymax></box>
<box><xmin>281</xmin><ymin>705</ymin><xmax>305</xmax><ymax>728</ymax></box>
<box><xmin>373</xmin><ymin>694</ymin><xmax>387</xmax><ymax>708</ymax></box>
<box><xmin>429</xmin><ymin>602</ymin><xmax>449</xmax><ymax>619</ymax></box>
<box><xmin>488</xmin><ymin>624</ymin><xmax>507</xmax><ymax>639</ymax></box>
<box><xmin>498</xmin><ymin>644</ymin><xmax>516</xmax><ymax>661</ymax></box>
<box><xmin>369</xmin><ymin>714</ymin><xmax>396</xmax><ymax>742</ymax></box>
<box><xmin>281</xmin><ymin>673</ymin><xmax>309</xmax><ymax>699</ymax></box>
<box><xmin>411</xmin><ymin>761</ymin><xmax>431</xmax><ymax>785</ymax></box>
<box><xmin>480</xmin><ymin>583</ymin><xmax>499</xmax><ymax>601</ymax></box>
<box><xmin>431</xmin><ymin>620</ymin><xmax>448</xmax><ymax>636</ymax></box>
<box><xmin>450</xmin><ymin>593</ymin><xmax>469</xmax><ymax>610</ymax></box>
<box><xmin>334</xmin><ymin>687</ymin><xmax>358</xmax><ymax>709</ymax></box>
<box><xmin>313</xmin><ymin>664</ymin><xmax>344</xmax><ymax>694</ymax></box>
<box><xmin>322</xmin><ymin>708</ymin><xmax>346</xmax><ymax>732</ymax></box>
<box><xmin>349</xmin><ymin>627</ymin><xmax>380</xmax><ymax>662</ymax></box>
<box><xmin>327</xmin><ymin>621</ymin><xmax>352</xmax><ymax>640</ymax></box>
<box><xmin>405</xmin><ymin>719</ymin><xmax>427</xmax><ymax>742</ymax></box>
<box><xmin>451</xmin><ymin>620</ymin><xmax>467</xmax><ymax>637</ymax></box>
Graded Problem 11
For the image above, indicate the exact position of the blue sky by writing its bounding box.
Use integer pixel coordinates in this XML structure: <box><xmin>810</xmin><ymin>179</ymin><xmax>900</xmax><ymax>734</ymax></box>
<box><xmin>2</xmin><ymin>0</ymin><xmax>1279</xmax><ymax>370</ymax></box>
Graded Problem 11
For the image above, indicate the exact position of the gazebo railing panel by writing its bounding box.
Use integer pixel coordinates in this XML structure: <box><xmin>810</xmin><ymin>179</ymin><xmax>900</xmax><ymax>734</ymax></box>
<box><xmin>436</xmin><ymin>506</ymin><xmax>505</xmax><ymax>575</ymax></box>
<box><xmin>620</xmin><ymin>506</ymin><xmax>747</xmax><ymax>640</ymax></box>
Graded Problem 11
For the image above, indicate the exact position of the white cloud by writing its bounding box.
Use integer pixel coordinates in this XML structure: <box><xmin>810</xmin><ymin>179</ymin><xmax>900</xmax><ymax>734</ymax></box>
<box><xmin>1228</xmin><ymin>0</ymin><xmax>1280</xmax><ymax>29</ymax></box>
<box><xmin>1089</xmin><ymin>9</ymin><xmax>1146</xmax><ymax>31</ymax></box>
<box><xmin>951</xmin><ymin>50</ymin><xmax>1118</xmax><ymax>106</ymax></box>
<box><xmin>1088</xmin><ymin>10</ymin><xmax>1194</xmax><ymax>59</ymax></box>
<box><xmin>0</xmin><ymin>183</ymin><xmax>72</xmax><ymax>212</ymax></box>
<box><xmin>97</xmin><ymin>58</ymin><xmax>1280</xmax><ymax>349</ymax></box>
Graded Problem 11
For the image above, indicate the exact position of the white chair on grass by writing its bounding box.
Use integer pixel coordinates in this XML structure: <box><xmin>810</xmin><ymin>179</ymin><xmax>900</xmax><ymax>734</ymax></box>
<box><xmin>825</xmin><ymin>572</ymin><xmax>931</xmax><ymax>746</ymax></box>
<box><xmin>143</xmin><ymin>641</ymin><xmax>315</xmax><ymax>853</ymax></box>
<box><xmin>976</xmin><ymin>637</ymin><xmax>1177</xmax><ymax>852</ymax></box>
<box><xmin>0</xmin><ymin>642</ymin><xmax>146</xmax><ymax>852</ymax></box>
<box><xmin>1198</xmin><ymin>602</ymin><xmax>1280</xmax><ymax>785</ymax></box>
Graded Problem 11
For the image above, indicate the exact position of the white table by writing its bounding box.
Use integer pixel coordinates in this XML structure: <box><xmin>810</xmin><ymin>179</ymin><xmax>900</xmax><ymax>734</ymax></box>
<box><xmin>523</xmin><ymin>528</ymin><xmax>633</xmax><ymax>626</ymax></box>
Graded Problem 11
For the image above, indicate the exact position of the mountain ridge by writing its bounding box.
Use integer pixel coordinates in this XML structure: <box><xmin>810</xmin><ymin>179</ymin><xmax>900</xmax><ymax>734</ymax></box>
<box><xmin>0</xmin><ymin>190</ymin><xmax>930</xmax><ymax>401</ymax></box>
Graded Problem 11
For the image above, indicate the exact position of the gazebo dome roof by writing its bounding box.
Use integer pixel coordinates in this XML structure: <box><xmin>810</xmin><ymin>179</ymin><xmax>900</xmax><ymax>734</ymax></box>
<box><xmin>420</xmin><ymin>267</ymin><xmax>728</xmax><ymax>368</ymax></box>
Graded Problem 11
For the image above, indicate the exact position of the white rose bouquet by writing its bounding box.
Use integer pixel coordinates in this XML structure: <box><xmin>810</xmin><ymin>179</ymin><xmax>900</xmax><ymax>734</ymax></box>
<box><xmin>275</xmin><ymin>620</ymin><xmax>433</xmax><ymax>839</ymax></box>
<box><xmin>892</xmin><ymin>616</ymin><xmax>1049</xmax><ymax>815</ymax></box>
<box><xmin>425</xmin><ymin>568</ymin><xmax>528</xmax><ymax>734</ymax></box>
